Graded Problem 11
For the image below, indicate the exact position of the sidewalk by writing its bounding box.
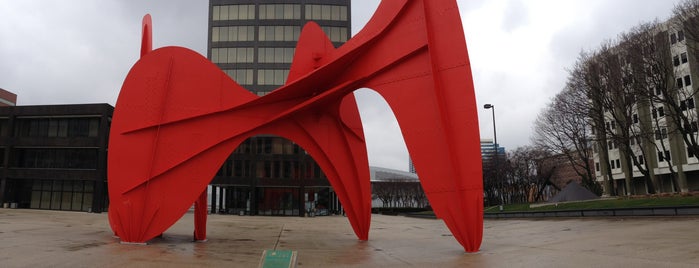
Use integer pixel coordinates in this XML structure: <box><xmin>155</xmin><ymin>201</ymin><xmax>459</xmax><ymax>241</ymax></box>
<box><xmin>1</xmin><ymin>209</ymin><xmax>698</xmax><ymax>267</ymax></box>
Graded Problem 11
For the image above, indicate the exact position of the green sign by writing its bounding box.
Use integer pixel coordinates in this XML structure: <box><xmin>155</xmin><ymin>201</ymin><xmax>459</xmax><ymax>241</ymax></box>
<box><xmin>260</xmin><ymin>249</ymin><xmax>297</xmax><ymax>268</ymax></box>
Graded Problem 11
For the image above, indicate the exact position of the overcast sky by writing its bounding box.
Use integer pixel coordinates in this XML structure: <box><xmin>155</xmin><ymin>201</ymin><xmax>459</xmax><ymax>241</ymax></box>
<box><xmin>0</xmin><ymin>0</ymin><xmax>685</xmax><ymax>171</ymax></box>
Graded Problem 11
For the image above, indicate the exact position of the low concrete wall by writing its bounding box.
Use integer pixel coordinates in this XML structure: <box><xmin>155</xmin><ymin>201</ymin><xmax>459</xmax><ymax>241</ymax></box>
<box><xmin>485</xmin><ymin>206</ymin><xmax>699</xmax><ymax>218</ymax></box>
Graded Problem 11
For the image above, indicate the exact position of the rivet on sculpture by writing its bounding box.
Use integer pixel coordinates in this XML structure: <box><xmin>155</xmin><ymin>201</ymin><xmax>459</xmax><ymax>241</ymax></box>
<box><xmin>108</xmin><ymin>0</ymin><xmax>483</xmax><ymax>252</ymax></box>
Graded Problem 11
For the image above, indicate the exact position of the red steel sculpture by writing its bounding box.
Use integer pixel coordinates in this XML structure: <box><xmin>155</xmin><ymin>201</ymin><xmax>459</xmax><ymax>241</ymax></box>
<box><xmin>108</xmin><ymin>0</ymin><xmax>483</xmax><ymax>252</ymax></box>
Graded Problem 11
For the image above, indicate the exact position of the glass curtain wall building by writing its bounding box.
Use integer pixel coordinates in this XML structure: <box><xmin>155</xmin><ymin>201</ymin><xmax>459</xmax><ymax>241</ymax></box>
<box><xmin>207</xmin><ymin>0</ymin><xmax>351</xmax><ymax>216</ymax></box>
<box><xmin>0</xmin><ymin>104</ymin><xmax>113</xmax><ymax>212</ymax></box>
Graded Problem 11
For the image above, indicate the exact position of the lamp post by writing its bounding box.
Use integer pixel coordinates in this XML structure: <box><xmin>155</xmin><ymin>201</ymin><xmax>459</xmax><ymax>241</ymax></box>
<box><xmin>483</xmin><ymin>104</ymin><xmax>502</xmax><ymax>210</ymax></box>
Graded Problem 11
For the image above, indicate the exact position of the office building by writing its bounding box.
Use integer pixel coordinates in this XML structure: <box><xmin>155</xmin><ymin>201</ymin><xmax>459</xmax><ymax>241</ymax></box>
<box><xmin>207</xmin><ymin>0</ymin><xmax>351</xmax><ymax>216</ymax></box>
<box><xmin>591</xmin><ymin>18</ymin><xmax>699</xmax><ymax>195</ymax></box>
<box><xmin>0</xmin><ymin>104</ymin><xmax>113</xmax><ymax>212</ymax></box>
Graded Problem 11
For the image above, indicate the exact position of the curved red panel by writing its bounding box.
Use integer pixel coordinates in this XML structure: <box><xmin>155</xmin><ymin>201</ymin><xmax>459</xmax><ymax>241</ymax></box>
<box><xmin>108</xmin><ymin>0</ymin><xmax>482</xmax><ymax>252</ymax></box>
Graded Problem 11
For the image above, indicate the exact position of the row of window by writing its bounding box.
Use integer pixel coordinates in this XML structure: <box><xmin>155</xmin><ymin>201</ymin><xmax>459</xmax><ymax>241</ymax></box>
<box><xmin>216</xmin><ymin>159</ymin><xmax>324</xmax><ymax>179</ymax></box>
<box><xmin>13</xmin><ymin>148</ymin><xmax>99</xmax><ymax>169</ymax></box>
<box><xmin>655</xmin><ymin>128</ymin><xmax>668</xmax><ymax>140</ymax></box>
<box><xmin>598</xmin><ymin>152</ymin><xmax>663</xmax><ymax>171</ymax></box>
<box><xmin>212</xmin><ymin>26</ymin><xmax>255</xmax><ymax>42</ymax></box>
<box><xmin>258</xmin><ymin>69</ymin><xmax>290</xmax><ymax>85</ymax></box>
<box><xmin>676</xmin><ymin>75</ymin><xmax>692</xmax><ymax>89</ymax></box>
<box><xmin>651</xmin><ymin>106</ymin><xmax>664</xmax><ymax>119</ymax></box>
<box><xmin>212</xmin><ymin>25</ymin><xmax>348</xmax><ymax>43</ymax></box>
<box><xmin>212</xmin><ymin>4</ymin><xmax>348</xmax><ymax>22</ymax></box>
<box><xmin>259</xmin><ymin>4</ymin><xmax>301</xmax><ymax>20</ymax></box>
<box><xmin>670</xmin><ymin>30</ymin><xmax>685</xmax><ymax>45</ymax></box>
<box><xmin>680</xmin><ymin>98</ymin><xmax>696</xmax><ymax>111</ymax></box>
<box><xmin>224</xmin><ymin>69</ymin><xmax>254</xmax><ymax>85</ymax></box>
<box><xmin>212</xmin><ymin>4</ymin><xmax>256</xmax><ymax>21</ymax></box>
<box><xmin>233</xmin><ymin>137</ymin><xmax>306</xmax><ymax>155</ymax></box>
<box><xmin>30</xmin><ymin>179</ymin><xmax>94</xmax><ymax>211</ymax></box>
<box><xmin>221</xmin><ymin>69</ymin><xmax>291</xmax><ymax>86</ymax></box>
<box><xmin>600</xmin><ymin>122</ymin><xmax>698</xmax><ymax>150</ymax></box>
<box><xmin>673</xmin><ymin>52</ymin><xmax>688</xmax><ymax>67</ymax></box>
<box><xmin>259</xmin><ymin>26</ymin><xmax>302</xmax><ymax>41</ymax></box>
<box><xmin>13</xmin><ymin>117</ymin><xmax>100</xmax><ymax>138</ymax></box>
<box><xmin>211</xmin><ymin>47</ymin><xmax>255</xmax><ymax>64</ymax></box>
<box><xmin>222</xmin><ymin>69</ymin><xmax>291</xmax><ymax>86</ymax></box>
<box><xmin>213</xmin><ymin>47</ymin><xmax>297</xmax><ymax>64</ymax></box>
<box><xmin>595</xmin><ymin>146</ymin><xmax>699</xmax><ymax>171</ymax></box>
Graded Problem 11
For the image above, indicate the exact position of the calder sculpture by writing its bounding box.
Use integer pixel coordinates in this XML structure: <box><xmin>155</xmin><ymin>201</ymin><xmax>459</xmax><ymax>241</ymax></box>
<box><xmin>108</xmin><ymin>0</ymin><xmax>483</xmax><ymax>252</ymax></box>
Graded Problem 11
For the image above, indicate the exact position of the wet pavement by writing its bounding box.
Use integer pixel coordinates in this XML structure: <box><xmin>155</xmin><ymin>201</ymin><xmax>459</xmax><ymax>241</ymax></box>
<box><xmin>1</xmin><ymin>208</ymin><xmax>698</xmax><ymax>267</ymax></box>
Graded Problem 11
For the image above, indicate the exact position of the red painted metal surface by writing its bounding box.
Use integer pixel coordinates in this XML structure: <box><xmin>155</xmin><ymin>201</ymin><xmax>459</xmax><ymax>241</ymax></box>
<box><xmin>108</xmin><ymin>0</ymin><xmax>483</xmax><ymax>252</ymax></box>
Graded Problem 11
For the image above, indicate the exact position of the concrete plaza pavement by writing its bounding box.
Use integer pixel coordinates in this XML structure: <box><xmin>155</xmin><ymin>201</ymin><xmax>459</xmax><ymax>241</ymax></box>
<box><xmin>1</xmin><ymin>209</ymin><xmax>698</xmax><ymax>267</ymax></box>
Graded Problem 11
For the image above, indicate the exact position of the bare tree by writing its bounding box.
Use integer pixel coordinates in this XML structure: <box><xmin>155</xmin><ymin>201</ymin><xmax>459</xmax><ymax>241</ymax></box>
<box><xmin>566</xmin><ymin>50</ymin><xmax>618</xmax><ymax>196</ymax></box>
<box><xmin>532</xmin><ymin>79</ymin><xmax>599</xmax><ymax>194</ymax></box>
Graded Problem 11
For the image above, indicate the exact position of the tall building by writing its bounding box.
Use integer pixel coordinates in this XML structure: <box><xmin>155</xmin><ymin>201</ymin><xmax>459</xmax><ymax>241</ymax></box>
<box><xmin>207</xmin><ymin>0</ymin><xmax>351</xmax><ymax>216</ymax></box>
<box><xmin>480</xmin><ymin>139</ymin><xmax>504</xmax><ymax>165</ymax></box>
<box><xmin>0</xmin><ymin>104</ymin><xmax>113</xmax><ymax>212</ymax></box>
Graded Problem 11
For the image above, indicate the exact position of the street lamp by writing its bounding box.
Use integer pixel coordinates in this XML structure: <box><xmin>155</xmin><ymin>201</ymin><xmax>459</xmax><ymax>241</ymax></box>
<box><xmin>483</xmin><ymin>104</ymin><xmax>502</xmax><ymax>210</ymax></box>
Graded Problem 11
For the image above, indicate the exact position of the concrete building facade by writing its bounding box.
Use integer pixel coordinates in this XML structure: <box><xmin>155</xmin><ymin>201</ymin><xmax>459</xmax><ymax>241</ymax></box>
<box><xmin>592</xmin><ymin>19</ymin><xmax>699</xmax><ymax>195</ymax></box>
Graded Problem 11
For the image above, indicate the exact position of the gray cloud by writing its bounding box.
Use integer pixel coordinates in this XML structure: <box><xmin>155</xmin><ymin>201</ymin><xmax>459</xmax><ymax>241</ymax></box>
<box><xmin>502</xmin><ymin>0</ymin><xmax>529</xmax><ymax>32</ymax></box>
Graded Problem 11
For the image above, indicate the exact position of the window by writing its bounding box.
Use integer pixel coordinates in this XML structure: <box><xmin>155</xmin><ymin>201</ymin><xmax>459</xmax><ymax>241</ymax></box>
<box><xmin>257</xmin><ymin>69</ymin><xmax>290</xmax><ymax>85</ymax></box>
<box><xmin>259</xmin><ymin>26</ymin><xmax>301</xmax><ymax>41</ymax></box>
<box><xmin>658</xmin><ymin>151</ymin><xmax>664</xmax><ymax>162</ymax></box>
<box><xmin>681</xmin><ymin>52</ymin><xmax>688</xmax><ymax>64</ymax></box>
<box><xmin>662</xmin><ymin>128</ymin><xmax>668</xmax><ymax>139</ymax></box>
<box><xmin>211</xmin><ymin>48</ymin><xmax>254</xmax><ymax>64</ymax></box>
<box><xmin>305</xmin><ymin>5</ymin><xmax>348</xmax><ymax>21</ymax></box>
<box><xmin>677</xmin><ymin>77</ymin><xmax>684</xmax><ymax>88</ymax></box>
<box><xmin>679</xmin><ymin>30</ymin><xmax>685</xmax><ymax>42</ymax></box>
<box><xmin>638</xmin><ymin>155</ymin><xmax>644</xmax><ymax>165</ymax></box>
<box><xmin>658</xmin><ymin>107</ymin><xmax>664</xmax><ymax>117</ymax></box>
<box><xmin>686</xmin><ymin>121</ymin><xmax>699</xmax><ymax>133</ymax></box>
<box><xmin>223</xmin><ymin>69</ymin><xmax>254</xmax><ymax>85</ymax></box>
<box><xmin>259</xmin><ymin>4</ymin><xmax>301</xmax><ymax>20</ymax></box>
<box><xmin>258</xmin><ymin>47</ymin><xmax>295</xmax><ymax>63</ymax></box>
<box><xmin>213</xmin><ymin>5</ymin><xmax>255</xmax><ymax>21</ymax></box>
<box><xmin>674</xmin><ymin>55</ymin><xmax>681</xmax><ymax>67</ymax></box>
<box><xmin>685</xmin><ymin>75</ymin><xmax>692</xmax><ymax>87</ymax></box>
<box><xmin>610</xmin><ymin>121</ymin><xmax>616</xmax><ymax>130</ymax></box>
<box><xmin>321</xmin><ymin>26</ymin><xmax>348</xmax><ymax>42</ymax></box>
<box><xmin>13</xmin><ymin>148</ymin><xmax>98</xmax><ymax>169</ymax></box>
<box><xmin>671</xmin><ymin>33</ymin><xmax>677</xmax><ymax>44</ymax></box>
<box><xmin>14</xmin><ymin>118</ymin><xmax>100</xmax><ymax>138</ymax></box>
<box><xmin>655</xmin><ymin>87</ymin><xmax>662</xmax><ymax>96</ymax></box>
<box><xmin>688</xmin><ymin>147</ymin><xmax>695</xmax><ymax>158</ymax></box>
<box><xmin>212</xmin><ymin>26</ymin><xmax>255</xmax><ymax>42</ymax></box>
<box><xmin>633</xmin><ymin>114</ymin><xmax>639</xmax><ymax>124</ymax></box>
<box><xmin>615</xmin><ymin>159</ymin><xmax>620</xmax><ymax>168</ymax></box>
<box><xmin>681</xmin><ymin>98</ymin><xmax>695</xmax><ymax>111</ymax></box>
<box><xmin>610</xmin><ymin>160</ymin><xmax>615</xmax><ymax>169</ymax></box>
<box><xmin>655</xmin><ymin>129</ymin><xmax>662</xmax><ymax>140</ymax></box>
<box><xmin>665</xmin><ymin>150</ymin><xmax>672</xmax><ymax>161</ymax></box>
<box><xmin>595</xmin><ymin>162</ymin><xmax>600</xmax><ymax>172</ymax></box>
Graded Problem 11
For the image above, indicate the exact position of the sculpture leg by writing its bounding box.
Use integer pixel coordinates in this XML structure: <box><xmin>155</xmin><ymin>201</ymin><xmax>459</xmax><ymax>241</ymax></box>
<box><xmin>372</xmin><ymin>73</ymin><xmax>482</xmax><ymax>252</ymax></box>
<box><xmin>194</xmin><ymin>189</ymin><xmax>207</xmax><ymax>242</ymax></box>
